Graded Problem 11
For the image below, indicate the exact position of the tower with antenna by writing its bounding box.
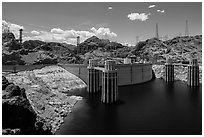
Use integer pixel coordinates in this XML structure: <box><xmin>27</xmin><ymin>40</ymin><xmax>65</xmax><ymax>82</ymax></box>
<box><xmin>19</xmin><ymin>29</ymin><xmax>23</xmax><ymax>44</ymax></box>
<box><xmin>77</xmin><ymin>36</ymin><xmax>80</xmax><ymax>46</ymax></box>
<box><xmin>155</xmin><ymin>23</ymin><xmax>159</xmax><ymax>39</ymax></box>
<box><xmin>185</xmin><ymin>20</ymin><xmax>189</xmax><ymax>36</ymax></box>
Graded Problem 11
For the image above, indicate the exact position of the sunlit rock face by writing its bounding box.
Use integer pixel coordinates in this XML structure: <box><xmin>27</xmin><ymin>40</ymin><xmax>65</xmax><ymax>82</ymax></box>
<box><xmin>131</xmin><ymin>35</ymin><xmax>202</xmax><ymax>64</ymax></box>
<box><xmin>2</xmin><ymin>76</ymin><xmax>52</xmax><ymax>135</ymax></box>
<box><xmin>4</xmin><ymin>66</ymin><xmax>86</xmax><ymax>134</ymax></box>
<box><xmin>152</xmin><ymin>65</ymin><xmax>202</xmax><ymax>84</ymax></box>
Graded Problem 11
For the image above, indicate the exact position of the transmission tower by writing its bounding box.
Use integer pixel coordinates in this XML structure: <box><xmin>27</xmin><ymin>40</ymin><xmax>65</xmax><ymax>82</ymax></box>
<box><xmin>185</xmin><ymin>20</ymin><xmax>189</xmax><ymax>36</ymax></box>
<box><xmin>155</xmin><ymin>23</ymin><xmax>159</xmax><ymax>39</ymax></box>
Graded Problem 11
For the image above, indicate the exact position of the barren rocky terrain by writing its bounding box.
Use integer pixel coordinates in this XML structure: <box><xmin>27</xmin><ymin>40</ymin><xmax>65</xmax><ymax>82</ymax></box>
<box><xmin>3</xmin><ymin>66</ymin><xmax>86</xmax><ymax>134</ymax></box>
<box><xmin>2</xmin><ymin>31</ymin><xmax>202</xmax><ymax>65</ymax></box>
<box><xmin>152</xmin><ymin>65</ymin><xmax>202</xmax><ymax>84</ymax></box>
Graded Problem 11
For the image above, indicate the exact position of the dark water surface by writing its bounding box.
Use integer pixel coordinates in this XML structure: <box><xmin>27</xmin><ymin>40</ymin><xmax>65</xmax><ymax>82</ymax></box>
<box><xmin>56</xmin><ymin>79</ymin><xmax>202</xmax><ymax>135</ymax></box>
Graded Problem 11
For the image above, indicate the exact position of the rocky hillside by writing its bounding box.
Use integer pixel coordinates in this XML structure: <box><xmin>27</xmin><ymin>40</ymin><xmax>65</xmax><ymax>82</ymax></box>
<box><xmin>2</xmin><ymin>32</ymin><xmax>202</xmax><ymax>65</ymax></box>
<box><xmin>2</xmin><ymin>32</ymin><xmax>81</xmax><ymax>65</ymax></box>
<box><xmin>2</xmin><ymin>33</ymin><xmax>21</xmax><ymax>51</ymax></box>
<box><xmin>131</xmin><ymin>35</ymin><xmax>202</xmax><ymax>64</ymax></box>
<box><xmin>3</xmin><ymin>66</ymin><xmax>86</xmax><ymax>134</ymax></box>
<box><xmin>2</xmin><ymin>76</ymin><xmax>52</xmax><ymax>135</ymax></box>
<box><xmin>152</xmin><ymin>65</ymin><xmax>202</xmax><ymax>84</ymax></box>
<box><xmin>74</xmin><ymin>36</ymin><xmax>125</xmax><ymax>55</ymax></box>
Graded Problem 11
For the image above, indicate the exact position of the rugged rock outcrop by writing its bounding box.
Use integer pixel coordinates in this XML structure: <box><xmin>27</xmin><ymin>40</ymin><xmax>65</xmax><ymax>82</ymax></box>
<box><xmin>152</xmin><ymin>65</ymin><xmax>202</xmax><ymax>84</ymax></box>
<box><xmin>4</xmin><ymin>66</ymin><xmax>86</xmax><ymax>134</ymax></box>
<box><xmin>2</xmin><ymin>31</ymin><xmax>202</xmax><ymax>65</ymax></box>
<box><xmin>74</xmin><ymin>36</ymin><xmax>124</xmax><ymax>55</ymax></box>
<box><xmin>2</xmin><ymin>76</ymin><xmax>52</xmax><ymax>135</ymax></box>
<box><xmin>22</xmin><ymin>40</ymin><xmax>46</xmax><ymax>50</ymax></box>
<box><xmin>131</xmin><ymin>35</ymin><xmax>202</xmax><ymax>64</ymax></box>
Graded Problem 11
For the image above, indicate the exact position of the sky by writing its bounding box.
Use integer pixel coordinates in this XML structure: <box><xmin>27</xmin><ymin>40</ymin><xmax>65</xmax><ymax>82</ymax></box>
<box><xmin>2</xmin><ymin>2</ymin><xmax>202</xmax><ymax>46</ymax></box>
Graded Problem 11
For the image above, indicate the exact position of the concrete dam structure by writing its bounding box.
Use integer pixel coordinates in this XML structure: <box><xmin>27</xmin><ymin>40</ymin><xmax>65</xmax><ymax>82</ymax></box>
<box><xmin>2</xmin><ymin>57</ymin><xmax>199</xmax><ymax>103</ymax></box>
<box><xmin>59</xmin><ymin>61</ymin><xmax>153</xmax><ymax>87</ymax></box>
<box><xmin>59</xmin><ymin>59</ymin><xmax>153</xmax><ymax>103</ymax></box>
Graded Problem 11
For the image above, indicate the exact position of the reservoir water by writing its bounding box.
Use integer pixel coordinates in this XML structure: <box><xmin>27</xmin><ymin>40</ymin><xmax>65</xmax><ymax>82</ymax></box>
<box><xmin>56</xmin><ymin>79</ymin><xmax>202</xmax><ymax>135</ymax></box>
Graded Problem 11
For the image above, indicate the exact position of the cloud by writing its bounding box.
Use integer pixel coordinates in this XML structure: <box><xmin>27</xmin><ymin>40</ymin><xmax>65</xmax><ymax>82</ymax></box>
<box><xmin>108</xmin><ymin>6</ymin><xmax>113</xmax><ymax>10</ymax></box>
<box><xmin>91</xmin><ymin>27</ymin><xmax>117</xmax><ymax>37</ymax></box>
<box><xmin>161</xmin><ymin>10</ymin><xmax>165</xmax><ymax>13</ymax></box>
<box><xmin>157</xmin><ymin>9</ymin><xmax>165</xmax><ymax>13</ymax></box>
<box><xmin>31</xmin><ymin>30</ymin><xmax>40</xmax><ymax>35</ymax></box>
<box><xmin>2</xmin><ymin>20</ymin><xmax>24</xmax><ymax>38</ymax></box>
<box><xmin>24</xmin><ymin>27</ymin><xmax>117</xmax><ymax>45</ymax></box>
<box><xmin>2</xmin><ymin>20</ymin><xmax>117</xmax><ymax>45</ymax></box>
<box><xmin>127</xmin><ymin>13</ymin><xmax>151</xmax><ymax>21</ymax></box>
<box><xmin>51</xmin><ymin>28</ymin><xmax>64</xmax><ymax>34</ymax></box>
<box><xmin>148</xmin><ymin>5</ymin><xmax>155</xmax><ymax>8</ymax></box>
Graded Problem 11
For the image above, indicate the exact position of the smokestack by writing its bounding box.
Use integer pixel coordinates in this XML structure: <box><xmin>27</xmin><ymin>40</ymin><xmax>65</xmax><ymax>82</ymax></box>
<box><xmin>77</xmin><ymin>36</ymin><xmax>80</xmax><ymax>46</ymax></box>
<box><xmin>19</xmin><ymin>29</ymin><xmax>23</xmax><ymax>44</ymax></box>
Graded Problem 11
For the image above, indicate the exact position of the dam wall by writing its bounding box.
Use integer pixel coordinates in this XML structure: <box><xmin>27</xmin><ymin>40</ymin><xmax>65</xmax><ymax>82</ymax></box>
<box><xmin>116</xmin><ymin>63</ymin><xmax>152</xmax><ymax>86</ymax></box>
<box><xmin>58</xmin><ymin>64</ymin><xmax>88</xmax><ymax>83</ymax></box>
<box><xmin>3</xmin><ymin>63</ymin><xmax>153</xmax><ymax>86</ymax></box>
<box><xmin>60</xmin><ymin>63</ymin><xmax>153</xmax><ymax>86</ymax></box>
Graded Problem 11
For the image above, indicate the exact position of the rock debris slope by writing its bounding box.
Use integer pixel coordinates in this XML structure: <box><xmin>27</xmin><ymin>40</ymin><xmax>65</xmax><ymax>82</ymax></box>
<box><xmin>3</xmin><ymin>66</ymin><xmax>86</xmax><ymax>134</ymax></box>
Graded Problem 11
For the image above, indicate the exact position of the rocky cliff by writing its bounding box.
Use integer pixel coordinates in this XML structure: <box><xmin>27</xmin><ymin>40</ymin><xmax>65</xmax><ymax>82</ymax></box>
<box><xmin>3</xmin><ymin>66</ymin><xmax>86</xmax><ymax>134</ymax></box>
<box><xmin>2</xmin><ymin>76</ymin><xmax>52</xmax><ymax>135</ymax></box>
<box><xmin>152</xmin><ymin>65</ymin><xmax>202</xmax><ymax>84</ymax></box>
<box><xmin>131</xmin><ymin>35</ymin><xmax>202</xmax><ymax>64</ymax></box>
<box><xmin>2</xmin><ymin>32</ymin><xmax>202</xmax><ymax>65</ymax></box>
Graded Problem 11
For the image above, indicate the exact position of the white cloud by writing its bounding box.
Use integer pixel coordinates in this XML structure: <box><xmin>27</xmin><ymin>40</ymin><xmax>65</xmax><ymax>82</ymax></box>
<box><xmin>157</xmin><ymin>9</ymin><xmax>165</xmax><ymax>13</ymax></box>
<box><xmin>2</xmin><ymin>20</ymin><xmax>117</xmax><ymax>45</ymax></box>
<box><xmin>127</xmin><ymin>13</ymin><xmax>151</xmax><ymax>21</ymax></box>
<box><xmin>2</xmin><ymin>20</ymin><xmax>24</xmax><ymax>38</ymax></box>
<box><xmin>161</xmin><ymin>10</ymin><xmax>165</xmax><ymax>13</ymax></box>
<box><xmin>24</xmin><ymin>27</ymin><xmax>117</xmax><ymax>45</ymax></box>
<box><xmin>148</xmin><ymin>5</ymin><xmax>155</xmax><ymax>8</ymax></box>
<box><xmin>31</xmin><ymin>30</ymin><xmax>40</xmax><ymax>35</ymax></box>
<box><xmin>91</xmin><ymin>27</ymin><xmax>117</xmax><ymax>37</ymax></box>
<box><xmin>108</xmin><ymin>6</ymin><xmax>113</xmax><ymax>10</ymax></box>
<box><xmin>51</xmin><ymin>28</ymin><xmax>64</xmax><ymax>34</ymax></box>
